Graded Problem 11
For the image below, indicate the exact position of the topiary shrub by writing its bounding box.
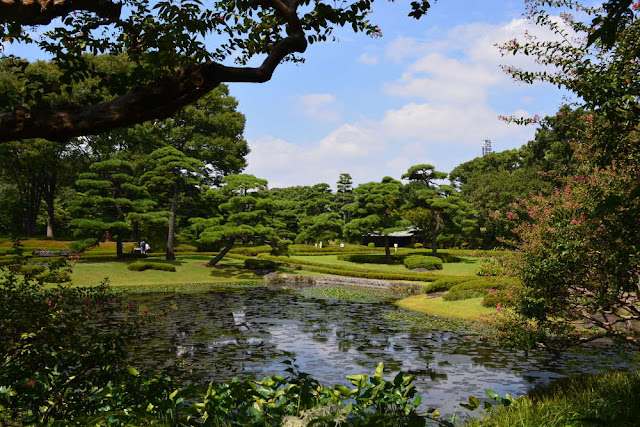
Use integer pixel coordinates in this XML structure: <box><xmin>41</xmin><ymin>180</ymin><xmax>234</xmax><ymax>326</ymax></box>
<box><xmin>367</xmin><ymin>242</ymin><xmax>375</xmax><ymax>248</ymax></box>
<box><xmin>36</xmin><ymin>271</ymin><xmax>72</xmax><ymax>283</ymax></box>
<box><xmin>411</xmin><ymin>242</ymin><xmax>423</xmax><ymax>249</ymax></box>
<box><xmin>443</xmin><ymin>277</ymin><xmax>518</xmax><ymax>301</ymax></box>
<box><xmin>127</xmin><ymin>262</ymin><xmax>176</xmax><ymax>272</ymax></box>
<box><xmin>403</xmin><ymin>255</ymin><xmax>443</xmax><ymax>270</ymax></box>
<box><xmin>424</xmin><ymin>276</ymin><xmax>475</xmax><ymax>293</ymax></box>
<box><xmin>244</xmin><ymin>258</ymin><xmax>277</xmax><ymax>270</ymax></box>
<box><xmin>19</xmin><ymin>265</ymin><xmax>46</xmax><ymax>276</ymax></box>
<box><xmin>337</xmin><ymin>254</ymin><xmax>402</xmax><ymax>264</ymax></box>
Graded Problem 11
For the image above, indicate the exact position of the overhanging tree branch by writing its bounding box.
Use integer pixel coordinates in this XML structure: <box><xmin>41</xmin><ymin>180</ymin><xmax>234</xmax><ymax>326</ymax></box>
<box><xmin>0</xmin><ymin>33</ymin><xmax>307</xmax><ymax>142</ymax></box>
<box><xmin>0</xmin><ymin>0</ymin><xmax>122</xmax><ymax>26</ymax></box>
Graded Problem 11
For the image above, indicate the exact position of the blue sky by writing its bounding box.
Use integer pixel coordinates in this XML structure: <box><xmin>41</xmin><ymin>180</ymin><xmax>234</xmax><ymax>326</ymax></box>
<box><xmin>230</xmin><ymin>0</ymin><xmax>573</xmax><ymax>188</ymax></box>
<box><xmin>3</xmin><ymin>0</ymin><xmax>575</xmax><ymax>189</ymax></box>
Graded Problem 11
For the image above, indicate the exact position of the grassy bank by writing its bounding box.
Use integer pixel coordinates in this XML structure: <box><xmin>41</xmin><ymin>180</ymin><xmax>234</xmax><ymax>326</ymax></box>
<box><xmin>397</xmin><ymin>295</ymin><xmax>494</xmax><ymax>321</ymax></box>
<box><xmin>469</xmin><ymin>370</ymin><xmax>640</xmax><ymax>426</ymax></box>
<box><xmin>70</xmin><ymin>255</ymin><xmax>325</xmax><ymax>289</ymax></box>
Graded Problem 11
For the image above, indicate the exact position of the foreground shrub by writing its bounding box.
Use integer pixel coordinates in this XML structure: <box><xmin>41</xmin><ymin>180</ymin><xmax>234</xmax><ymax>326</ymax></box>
<box><xmin>482</xmin><ymin>286</ymin><xmax>519</xmax><ymax>308</ymax></box>
<box><xmin>244</xmin><ymin>258</ymin><xmax>277</xmax><ymax>270</ymax></box>
<box><xmin>19</xmin><ymin>264</ymin><xmax>46</xmax><ymax>276</ymax></box>
<box><xmin>467</xmin><ymin>370</ymin><xmax>640</xmax><ymax>427</ymax></box>
<box><xmin>35</xmin><ymin>270</ymin><xmax>72</xmax><ymax>283</ymax></box>
<box><xmin>127</xmin><ymin>262</ymin><xmax>176</xmax><ymax>272</ymax></box>
<box><xmin>403</xmin><ymin>255</ymin><xmax>443</xmax><ymax>270</ymax></box>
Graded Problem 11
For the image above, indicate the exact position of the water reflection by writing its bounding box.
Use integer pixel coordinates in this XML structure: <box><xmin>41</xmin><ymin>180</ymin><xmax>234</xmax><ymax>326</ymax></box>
<box><xmin>127</xmin><ymin>287</ymin><xmax>640</xmax><ymax>416</ymax></box>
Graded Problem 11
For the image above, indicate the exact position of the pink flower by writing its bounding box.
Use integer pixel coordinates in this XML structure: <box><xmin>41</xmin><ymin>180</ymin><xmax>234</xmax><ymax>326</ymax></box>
<box><xmin>25</xmin><ymin>380</ymin><xmax>36</xmax><ymax>387</ymax></box>
<box><xmin>496</xmin><ymin>305</ymin><xmax>503</xmax><ymax>313</ymax></box>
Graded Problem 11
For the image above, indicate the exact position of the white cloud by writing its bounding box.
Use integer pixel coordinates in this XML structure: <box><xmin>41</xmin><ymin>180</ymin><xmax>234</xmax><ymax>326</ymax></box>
<box><xmin>297</xmin><ymin>93</ymin><xmax>341</xmax><ymax>121</ymax></box>
<box><xmin>358</xmin><ymin>53</ymin><xmax>379</xmax><ymax>65</ymax></box>
<box><xmin>246</xmin><ymin>16</ymin><xmax>567</xmax><ymax>186</ymax></box>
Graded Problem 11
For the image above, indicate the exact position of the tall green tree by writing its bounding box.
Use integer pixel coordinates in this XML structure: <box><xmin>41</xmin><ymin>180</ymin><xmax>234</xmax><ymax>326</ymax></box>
<box><xmin>402</xmin><ymin>164</ymin><xmax>474</xmax><ymax>254</ymax></box>
<box><xmin>72</xmin><ymin>159</ymin><xmax>154</xmax><ymax>257</ymax></box>
<box><xmin>141</xmin><ymin>146</ymin><xmax>206</xmax><ymax>261</ymax></box>
<box><xmin>197</xmin><ymin>174</ymin><xmax>284</xmax><ymax>266</ymax></box>
<box><xmin>344</xmin><ymin>177</ymin><xmax>406</xmax><ymax>260</ymax></box>
<box><xmin>491</xmin><ymin>0</ymin><xmax>640</xmax><ymax>350</ymax></box>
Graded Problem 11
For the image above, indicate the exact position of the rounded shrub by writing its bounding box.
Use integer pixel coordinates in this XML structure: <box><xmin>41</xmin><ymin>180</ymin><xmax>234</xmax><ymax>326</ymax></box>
<box><xmin>127</xmin><ymin>262</ymin><xmax>176</xmax><ymax>272</ymax></box>
<box><xmin>19</xmin><ymin>264</ymin><xmax>46</xmax><ymax>276</ymax></box>
<box><xmin>337</xmin><ymin>254</ymin><xmax>402</xmax><ymax>264</ymax></box>
<box><xmin>36</xmin><ymin>271</ymin><xmax>71</xmax><ymax>283</ymax></box>
<box><xmin>367</xmin><ymin>242</ymin><xmax>375</xmax><ymax>248</ymax></box>
<box><xmin>443</xmin><ymin>277</ymin><xmax>518</xmax><ymax>301</ymax></box>
<box><xmin>424</xmin><ymin>276</ymin><xmax>475</xmax><ymax>293</ymax></box>
<box><xmin>403</xmin><ymin>255</ymin><xmax>443</xmax><ymax>270</ymax></box>
<box><xmin>244</xmin><ymin>258</ymin><xmax>277</xmax><ymax>270</ymax></box>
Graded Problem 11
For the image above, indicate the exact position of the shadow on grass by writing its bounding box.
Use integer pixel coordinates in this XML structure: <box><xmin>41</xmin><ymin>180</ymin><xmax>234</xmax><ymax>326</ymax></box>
<box><xmin>208</xmin><ymin>265</ymin><xmax>255</xmax><ymax>280</ymax></box>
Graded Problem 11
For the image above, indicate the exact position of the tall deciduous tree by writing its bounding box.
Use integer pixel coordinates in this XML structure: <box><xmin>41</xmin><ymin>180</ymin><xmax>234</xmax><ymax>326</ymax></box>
<box><xmin>491</xmin><ymin>0</ymin><xmax>640</xmax><ymax>350</ymax></box>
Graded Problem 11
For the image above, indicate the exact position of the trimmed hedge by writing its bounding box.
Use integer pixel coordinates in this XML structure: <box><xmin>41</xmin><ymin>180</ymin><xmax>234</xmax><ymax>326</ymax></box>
<box><xmin>423</xmin><ymin>276</ymin><xmax>476</xmax><ymax>293</ymax></box>
<box><xmin>229</xmin><ymin>245</ymin><xmax>272</xmax><ymax>256</ymax></box>
<box><xmin>244</xmin><ymin>258</ymin><xmax>277</xmax><ymax>270</ymax></box>
<box><xmin>259</xmin><ymin>254</ymin><xmax>448</xmax><ymax>282</ymax></box>
<box><xmin>127</xmin><ymin>262</ymin><xmax>176</xmax><ymax>272</ymax></box>
<box><xmin>443</xmin><ymin>277</ymin><xmax>520</xmax><ymax>301</ymax></box>
<box><xmin>35</xmin><ymin>271</ymin><xmax>71</xmax><ymax>283</ymax></box>
<box><xmin>19</xmin><ymin>265</ymin><xmax>46</xmax><ymax>275</ymax></box>
<box><xmin>403</xmin><ymin>255</ymin><xmax>443</xmax><ymax>270</ymax></box>
<box><xmin>337</xmin><ymin>254</ymin><xmax>402</xmax><ymax>264</ymax></box>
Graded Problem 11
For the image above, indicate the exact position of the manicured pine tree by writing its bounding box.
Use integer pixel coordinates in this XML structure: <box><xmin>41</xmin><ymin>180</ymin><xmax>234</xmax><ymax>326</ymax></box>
<box><xmin>141</xmin><ymin>146</ymin><xmax>206</xmax><ymax>261</ymax></box>
<box><xmin>72</xmin><ymin>159</ymin><xmax>154</xmax><ymax>257</ymax></box>
<box><xmin>344</xmin><ymin>177</ymin><xmax>407</xmax><ymax>260</ymax></box>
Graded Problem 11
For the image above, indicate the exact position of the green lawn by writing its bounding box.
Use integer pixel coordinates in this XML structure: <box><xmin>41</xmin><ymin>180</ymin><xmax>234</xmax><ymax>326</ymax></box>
<box><xmin>396</xmin><ymin>295</ymin><xmax>494</xmax><ymax>321</ymax></box>
<box><xmin>290</xmin><ymin>254</ymin><xmax>478</xmax><ymax>276</ymax></box>
<box><xmin>71</xmin><ymin>255</ymin><xmax>328</xmax><ymax>289</ymax></box>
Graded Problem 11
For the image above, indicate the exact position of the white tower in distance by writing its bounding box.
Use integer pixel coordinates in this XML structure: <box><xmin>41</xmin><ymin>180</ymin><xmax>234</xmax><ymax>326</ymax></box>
<box><xmin>482</xmin><ymin>138</ymin><xmax>493</xmax><ymax>156</ymax></box>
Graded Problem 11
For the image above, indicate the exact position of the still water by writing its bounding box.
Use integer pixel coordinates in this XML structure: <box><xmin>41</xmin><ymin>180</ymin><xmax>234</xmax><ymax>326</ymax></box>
<box><xmin>127</xmin><ymin>286</ymin><xmax>640</xmax><ymax>416</ymax></box>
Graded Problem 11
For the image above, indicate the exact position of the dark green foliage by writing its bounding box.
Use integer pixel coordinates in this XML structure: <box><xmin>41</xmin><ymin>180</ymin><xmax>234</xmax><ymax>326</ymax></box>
<box><xmin>244</xmin><ymin>258</ymin><xmax>277</xmax><ymax>270</ymax></box>
<box><xmin>443</xmin><ymin>277</ymin><xmax>518</xmax><ymax>301</ymax></box>
<box><xmin>35</xmin><ymin>270</ymin><xmax>72</xmax><ymax>283</ymax></box>
<box><xmin>337</xmin><ymin>254</ymin><xmax>403</xmax><ymax>264</ymax></box>
<box><xmin>127</xmin><ymin>262</ymin><xmax>176</xmax><ymax>272</ymax></box>
<box><xmin>260</xmin><ymin>254</ymin><xmax>448</xmax><ymax>282</ymax></box>
<box><xmin>467</xmin><ymin>370</ymin><xmax>640</xmax><ymax>427</ymax></box>
<box><xmin>424</xmin><ymin>276</ymin><xmax>475</xmax><ymax>293</ymax></box>
<box><xmin>19</xmin><ymin>264</ymin><xmax>46</xmax><ymax>276</ymax></box>
<box><xmin>403</xmin><ymin>255</ymin><xmax>443</xmax><ymax>270</ymax></box>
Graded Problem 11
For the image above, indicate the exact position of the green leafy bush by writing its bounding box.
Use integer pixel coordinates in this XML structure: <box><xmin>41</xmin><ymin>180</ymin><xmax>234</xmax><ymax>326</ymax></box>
<box><xmin>403</xmin><ymin>255</ymin><xmax>443</xmax><ymax>270</ymax></box>
<box><xmin>230</xmin><ymin>245</ymin><xmax>272</xmax><ymax>256</ymax></box>
<box><xmin>476</xmin><ymin>256</ymin><xmax>507</xmax><ymax>276</ymax></box>
<box><xmin>412</xmin><ymin>242</ymin><xmax>423</xmax><ymax>249</ymax></box>
<box><xmin>444</xmin><ymin>277</ymin><xmax>517</xmax><ymax>301</ymax></box>
<box><xmin>173</xmin><ymin>244</ymin><xmax>198</xmax><ymax>252</ymax></box>
<box><xmin>367</xmin><ymin>242</ymin><xmax>376</xmax><ymax>248</ymax></box>
<box><xmin>127</xmin><ymin>262</ymin><xmax>176</xmax><ymax>272</ymax></box>
<box><xmin>19</xmin><ymin>264</ymin><xmax>46</xmax><ymax>276</ymax></box>
<box><xmin>244</xmin><ymin>258</ymin><xmax>277</xmax><ymax>270</ymax></box>
<box><xmin>35</xmin><ymin>271</ymin><xmax>71</xmax><ymax>283</ymax></box>
<box><xmin>337</xmin><ymin>254</ymin><xmax>402</xmax><ymax>264</ymax></box>
<box><xmin>424</xmin><ymin>276</ymin><xmax>476</xmax><ymax>293</ymax></box>
<box><xmin>482</xmin><ymin>287</ymin><xmax>518</xmax><ymax>308</ymax></box>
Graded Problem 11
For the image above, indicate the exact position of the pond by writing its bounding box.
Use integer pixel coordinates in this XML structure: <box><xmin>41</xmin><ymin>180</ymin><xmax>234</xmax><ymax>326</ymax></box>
<box><xmin>127</xmin><ymin>286</ymin><xmax>640</xmax><ymax>417</ymax></box>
